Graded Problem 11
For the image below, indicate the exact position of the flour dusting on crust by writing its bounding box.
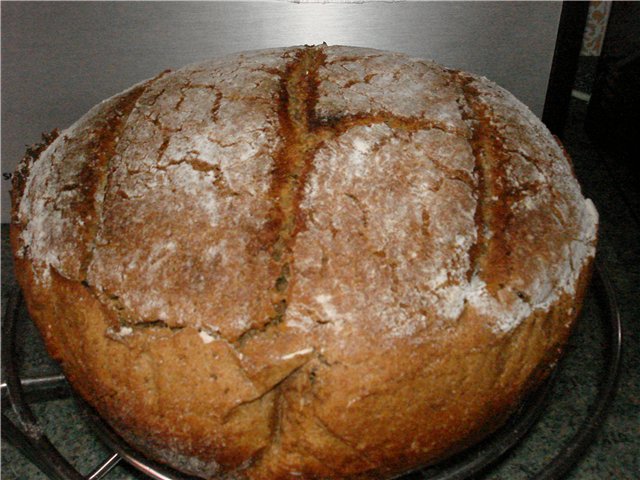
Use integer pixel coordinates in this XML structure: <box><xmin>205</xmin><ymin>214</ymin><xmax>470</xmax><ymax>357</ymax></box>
<box><xmin>12</xmin><ymin>45</ymin><xmax>599</xmax><ymax>480</ymax></box>
<box><xmin>15</xmin><ymin>45</ymin><xmax>597</xmax><ymax>341</ymax></box>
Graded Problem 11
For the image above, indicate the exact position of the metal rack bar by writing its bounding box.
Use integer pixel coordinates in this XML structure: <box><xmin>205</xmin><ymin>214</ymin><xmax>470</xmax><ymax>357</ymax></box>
<box><xmin>1</xmin><ymin>374</ymin><xmax>71</xmax><ymax>404</ymax></box>
<box><xmin>87</xmin><ymin>453</ymin><xmax>122</xmax><ymax>480</ymax></box>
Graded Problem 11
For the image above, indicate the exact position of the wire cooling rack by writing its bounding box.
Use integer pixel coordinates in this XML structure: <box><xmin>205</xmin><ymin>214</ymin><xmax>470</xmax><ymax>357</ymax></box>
<box><xmin>1</xmin><ymin>260</ymin><xmax>622</xmax><ymax>480</ymax></box>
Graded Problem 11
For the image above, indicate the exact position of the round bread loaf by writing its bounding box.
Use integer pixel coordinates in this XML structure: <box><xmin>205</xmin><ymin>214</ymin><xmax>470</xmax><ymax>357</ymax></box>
<box><xmin>11</xmin><ymin>45</ymin><xmax>598</xmax><ymax>479</ymax></box>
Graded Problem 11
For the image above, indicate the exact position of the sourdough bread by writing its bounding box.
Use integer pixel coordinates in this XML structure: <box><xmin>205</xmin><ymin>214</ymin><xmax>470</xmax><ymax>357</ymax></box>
<box><xmin>11</xmin><ymin>45</ymin><xmax>598</xmax><ymax>479</ymax></box>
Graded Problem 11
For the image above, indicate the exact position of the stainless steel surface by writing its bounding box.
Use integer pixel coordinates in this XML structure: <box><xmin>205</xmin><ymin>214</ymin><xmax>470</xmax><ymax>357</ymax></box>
<box><xmin>0</xmin><ymin>374</ymin><xmax>68</xmax><ymax>403</ymax></box>
<box><xmin>1</xmin><ymin>1</ymin><xmax>562</xmax><ymax>222</ymax></box>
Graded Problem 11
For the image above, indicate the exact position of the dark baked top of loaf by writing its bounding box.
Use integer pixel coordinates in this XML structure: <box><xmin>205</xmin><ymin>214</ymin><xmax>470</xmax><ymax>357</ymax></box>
<box><xmin>13</xmin><ymin>44</ymin><xmax>597</xmax><ymax>345</ymax></box>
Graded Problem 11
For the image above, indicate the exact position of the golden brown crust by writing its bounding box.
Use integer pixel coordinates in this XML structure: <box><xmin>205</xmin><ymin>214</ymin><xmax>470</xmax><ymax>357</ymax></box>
<box><xmin>11</xmin><ymin>45</ymin><xmax>598</xmax><ymax>480</ymax></box>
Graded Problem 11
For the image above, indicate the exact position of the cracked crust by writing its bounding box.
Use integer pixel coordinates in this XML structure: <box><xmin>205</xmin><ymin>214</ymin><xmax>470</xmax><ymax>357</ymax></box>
<box><xmin>11</xmin><ymin>45</ymin><xmax>597</xmax><ymax>479</ymax></box>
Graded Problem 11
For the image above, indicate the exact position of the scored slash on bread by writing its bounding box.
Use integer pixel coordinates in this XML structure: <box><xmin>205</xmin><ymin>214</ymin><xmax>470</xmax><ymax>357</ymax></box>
<box><xmin>11</xmin><ymin>45</ymin><xmax>597</xmax><ymax>479</ymax></box>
